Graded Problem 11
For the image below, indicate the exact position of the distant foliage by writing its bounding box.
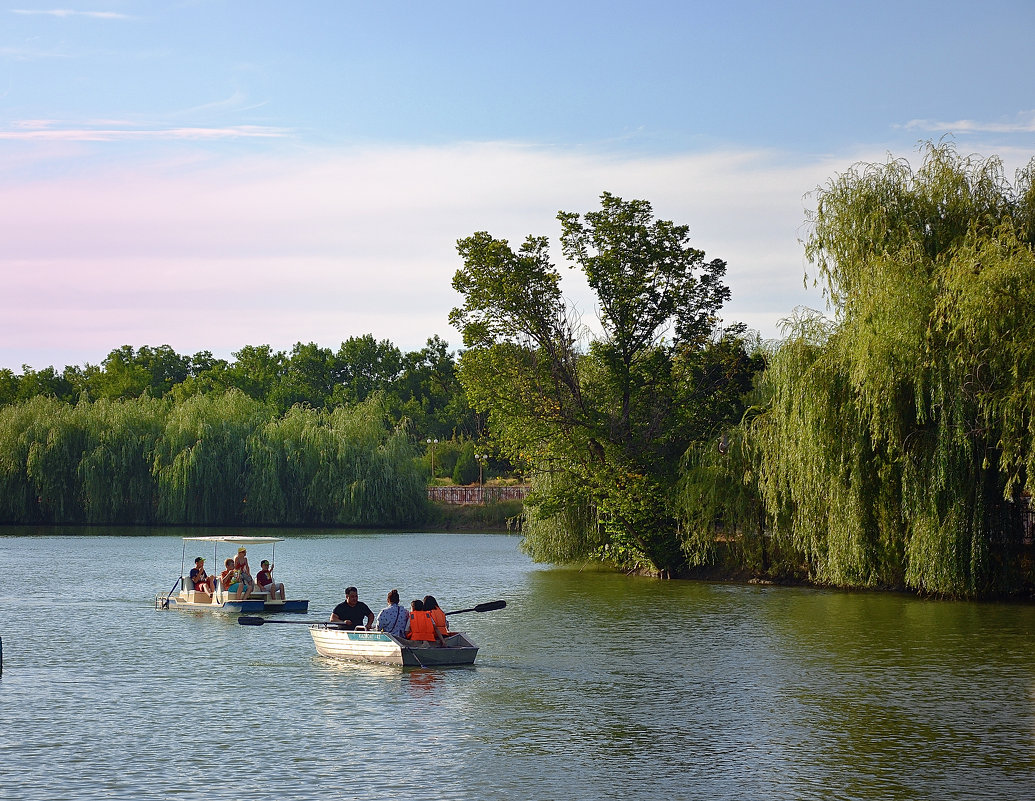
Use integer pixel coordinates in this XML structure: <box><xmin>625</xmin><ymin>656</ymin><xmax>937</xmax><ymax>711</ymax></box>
<box><xmin>1</xmin><ymin>334</ymin><xmax>480</xmax><ymax>442</ymax></box>
<box><xmin>0</xmin><ymin>391</ymin><xmax>427</xmax><ymax>527</ymax></box>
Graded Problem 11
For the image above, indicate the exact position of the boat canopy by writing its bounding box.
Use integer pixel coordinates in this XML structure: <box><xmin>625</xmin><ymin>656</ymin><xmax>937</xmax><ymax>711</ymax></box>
<box><xmin>181</xmin><ymin>536</ymin><xmax>284</xmax><ymax>545</ymax></box>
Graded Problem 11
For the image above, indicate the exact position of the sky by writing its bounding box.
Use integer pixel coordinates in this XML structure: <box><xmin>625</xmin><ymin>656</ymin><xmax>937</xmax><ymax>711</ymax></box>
<box><xmin>1</xmin><ymin>0</ymin><xmax>1033</xmax><ymax>372</ymax></box>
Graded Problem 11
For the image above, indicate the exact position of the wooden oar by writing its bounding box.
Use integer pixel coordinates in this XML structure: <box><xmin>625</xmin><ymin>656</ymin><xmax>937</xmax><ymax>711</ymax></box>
<box><xmin>238</xmin><ymin>600</ymin><xmax>506</xmax><ymax>627</ymax></box>
<box><xmin>444</xmin><ymin>600</ymin><xmax>506</xmax><ymax>615</ymax></box>
<box><xmin>238</xmin><ymin>617</ymin><xmax>330</xmax><ymax>626</ymax></box>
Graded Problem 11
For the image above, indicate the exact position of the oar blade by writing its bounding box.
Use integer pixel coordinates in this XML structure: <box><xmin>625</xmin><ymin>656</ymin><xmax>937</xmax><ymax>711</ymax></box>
<box><xmin>238</xmin><ymin>616</ymin><xmax>266</xmax><ymax>626</ymax></box>
<box><xmin>445</xmin><ymin>600</ymin><xmax>507</xmax><ymax>615</ymax></box>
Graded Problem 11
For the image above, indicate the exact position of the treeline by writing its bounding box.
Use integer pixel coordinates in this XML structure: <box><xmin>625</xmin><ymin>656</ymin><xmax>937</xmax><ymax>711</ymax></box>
<box><xmin>454</xmin><ymin>147</ymin><xmax>1035</xmax><ymax>598</ymax></box>
<box><xmin>0</xmin><ymin>334</ymin><xmax>478</xmax><ymax>442</ymax></box>
<box><xmin>0</xmin><ymin>391</ymin><xmax>427</xmax><ymax>526</ymax></box>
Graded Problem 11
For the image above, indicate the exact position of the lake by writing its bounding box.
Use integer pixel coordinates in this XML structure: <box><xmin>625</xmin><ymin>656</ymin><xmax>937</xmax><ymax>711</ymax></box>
<box><xmin>1</xmin><ymin>528</ymin><xmax>1033</xmax><ymax>800</ymax></box>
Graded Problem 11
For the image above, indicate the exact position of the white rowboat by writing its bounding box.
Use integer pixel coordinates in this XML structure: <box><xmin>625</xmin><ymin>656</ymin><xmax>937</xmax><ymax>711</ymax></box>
<box><xmin>308</xmin><ymin>625</ymin><xmax>479</xmax><ymax>667</ymax></box>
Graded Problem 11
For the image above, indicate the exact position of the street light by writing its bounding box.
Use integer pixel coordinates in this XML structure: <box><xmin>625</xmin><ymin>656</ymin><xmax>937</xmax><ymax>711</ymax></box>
<box><xmin>426</xmin><ymin>438</ymin><xmax>438</xmax><ymax>479</ymax></box>
<box><xmin>475</xmin><ymin>452</ymin><xmax>487</xmax><ymax>485</ymax></box>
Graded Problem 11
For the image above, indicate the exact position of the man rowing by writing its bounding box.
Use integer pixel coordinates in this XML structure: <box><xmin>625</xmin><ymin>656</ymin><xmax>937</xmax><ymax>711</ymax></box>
<box><xmin>329</xmin><ymin>586</ymin><xmax>374</xmax><ymax>630</ymax></box>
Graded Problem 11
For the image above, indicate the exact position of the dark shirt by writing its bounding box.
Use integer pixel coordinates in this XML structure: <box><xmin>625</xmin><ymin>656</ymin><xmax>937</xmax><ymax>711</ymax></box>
<box><xmin>331</xmin><ymin>600</ymin><xmax>373</xmax><ymax>628</ymax></box>
<box><xmin>189</xmin><ymin>567</ymin><xmax>207</xmax><ymax>586</ymax></box>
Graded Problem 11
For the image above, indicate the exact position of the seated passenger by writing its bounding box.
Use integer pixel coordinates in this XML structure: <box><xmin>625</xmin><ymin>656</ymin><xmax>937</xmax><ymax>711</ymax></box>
<box><xmin>220</xmin><ymin>558</ymin><xmax>245</xmax><ymax>600</ymax></box>
<box><xmin>375</xmin><ymin>589</ymin><xmax>409</xmax><ymax>638</ymax></box>
<box><xmin>255</xmin><ymin>559</ymin><xmax>285</xmax><ymax>601</ymax></box>
<box><xmin>188</xmin><ymin>557</ymin><xmax>216</xmax><ymax>594</ymax></box>
<box><xmin>233</xmin><ymin>547</ymin><xmax>255</xmax><ymax>599</ymax></box>
<box><xmin>404</xmin><ymin>599</ymin><xmax>444</xmax><ymax>646</ymax></box>
<box><xmin>423</xmin><ymin>595</ymin><xmax>456</xmax><ymax>637</ymax></box>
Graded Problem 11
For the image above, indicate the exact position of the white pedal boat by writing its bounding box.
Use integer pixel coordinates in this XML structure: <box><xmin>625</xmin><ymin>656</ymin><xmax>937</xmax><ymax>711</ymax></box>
<box><xmin>155</xmin><ymin>535</ymin><xmax>309</xmax><ymax>614</ymax></box>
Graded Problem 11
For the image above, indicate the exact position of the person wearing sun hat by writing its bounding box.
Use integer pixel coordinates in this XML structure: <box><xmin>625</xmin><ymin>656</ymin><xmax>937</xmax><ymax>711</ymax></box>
<box><xmin>233</xmin><ymin>546</ymin><xmax>255</xmax><ymax>599</ymax></box>
<box><xmin>188</xmin><ymin>556</ymin><xmax>215</xmax><ymax>593</ymax></box>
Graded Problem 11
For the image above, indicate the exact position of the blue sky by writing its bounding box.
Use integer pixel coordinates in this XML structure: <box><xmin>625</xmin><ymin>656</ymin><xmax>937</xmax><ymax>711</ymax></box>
<box><xmin>2</xmin><ymin>0</ymin><xmax>1033</xmax><ymax>370</ymax></box>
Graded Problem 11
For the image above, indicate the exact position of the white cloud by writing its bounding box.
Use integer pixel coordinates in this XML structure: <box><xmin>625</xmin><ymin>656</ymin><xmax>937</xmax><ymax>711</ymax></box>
<box><xmin>0</xmin><ymin>122</ymin><xmax>289</xmax><ymax>141</ymax></box>
<box><xmin>902</xmin><ymin>110</ymin><xmax>1035</xmax><ymax>134</ymax></box>
<box><xmin>0</xmin><ymin>142</ymin><xmax>866</xmax><ymax>369</ymax></box>
<box><xmin>10</xmin><ymin>9</ymin><xmax>131</xmax><ymax>19</ymax></box>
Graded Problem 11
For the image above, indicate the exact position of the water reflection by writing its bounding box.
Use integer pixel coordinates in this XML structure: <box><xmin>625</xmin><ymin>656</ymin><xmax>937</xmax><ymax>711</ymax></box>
<box><xmin>2</xmin><ymin>530</ymin><xmax>1034</xmax><ymax>801</ymax></box>
<box><xmin>403</xmin><ymin>667</ymin><xmax>443</xmax><ymax>698</ymax></box>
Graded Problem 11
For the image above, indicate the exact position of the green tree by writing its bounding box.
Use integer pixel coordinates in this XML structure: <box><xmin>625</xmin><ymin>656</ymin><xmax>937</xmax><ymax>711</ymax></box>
<box><xmin>451</xmin><ymin>192</ymin><xmax>753</xmax><ymax>575</ymax></box>
<box><xmin>16</xmin><ymin>365</ymin><xmax>76</xmax><ymax>402</ymax></box>
<box><xmin>0</xmin><ymin>368</ymin><xmax>20</xmax><ymax>406</ymax></box>
<box><xmin>269</xmin><ymin>342</ymin><xmax>334</xmax><ymax>412</ymax></box>
<box><xmin>330</xmin><ymin>335</ymin><xmax>402</xmax><ymax>405</ymax></box>
<box><xmin>90</xmin><ymin>345</ymin><xmax>191</xmax><ymax>399</ymax></box>
<box><xmin>153</xmin><ymin>390</ymin><xmax>272</xmax><ymax>525</ymax></box>
<box><xmin>452</xmin><ymin>441</ymin><xmax>479</xmax><ymax>485</ymax></box>
<box><xmin>225</xmin><ymin>345</ymin><xmax>287</xmax><ymax>402</ymax></box>
<box><xmin>750</xmin><ymin>142</ymin><xmax>1035</xmax><ymax>596</ymax></box>
<box><xmin>393</xmin><ymin>336</ymin><xmax>479</xmax><ymax>441</ymax></box>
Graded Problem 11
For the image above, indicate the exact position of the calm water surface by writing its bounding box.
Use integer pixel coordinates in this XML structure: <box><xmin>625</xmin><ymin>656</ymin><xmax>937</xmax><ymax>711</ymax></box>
<box><xmin>1</xmin><ymin>528</ymin><xmax>1033</xmax><ymax>800</ymax></box>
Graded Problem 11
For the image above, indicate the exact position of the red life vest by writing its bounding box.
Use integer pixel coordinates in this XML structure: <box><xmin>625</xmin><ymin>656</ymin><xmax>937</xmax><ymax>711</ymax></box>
<box><xmin>429</xmin><ymin>607</ymin><xmax>454</xmax><ymax>636</ymax></box>
<box><xmin>408</xmin><ymin>611</ymin><xmax>436</xmax><ymax>641</ymax></box>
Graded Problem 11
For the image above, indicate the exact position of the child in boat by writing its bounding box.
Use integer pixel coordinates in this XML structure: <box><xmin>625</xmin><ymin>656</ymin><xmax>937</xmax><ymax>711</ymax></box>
<box><xmin>189</xmin><ymin>557</ymin><xmax>216</xmax><ymax>593</ymax></box>
<box><xmin>404</xmin><ymin>599</ymin><xmax>445</xmax><ymax>646</ymax></box>
<box><xmin>233</xmin><ymin>547</ymin><xmax>254</xmax><ymax>599</ymax></box>
<box><xmin>422</xmin><ymin>595</ymin><xmax>456</xmax><ymax>638</ymax></box>
<box><xmin>256</xmin><ymin>559</ymin><xmax>285</xmax><ymax>601</ymax></box>
<box><xmin>220</xmin><ymin>558</ymin><xmax>246</xmax><ymax>600</ymax></box>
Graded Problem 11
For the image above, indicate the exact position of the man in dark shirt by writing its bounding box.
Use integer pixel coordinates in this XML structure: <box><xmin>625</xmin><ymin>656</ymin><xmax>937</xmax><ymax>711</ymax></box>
<box><xmin>188</xmin><ymin>557</ymin><xmax>215</xmax><ymax>593</ymax></box>
<box><xmin>330</xmin><ymin>586</ymin><xmax>374</xmax><ymax>629</ymax></box>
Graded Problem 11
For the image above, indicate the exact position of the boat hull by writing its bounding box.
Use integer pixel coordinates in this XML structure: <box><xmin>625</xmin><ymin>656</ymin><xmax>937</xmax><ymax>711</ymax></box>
<box><xmin>158</xmin><ymin>593</ymin><xmax>265</xmax><ymax>613</ymax></box>
<box><xmin>262</xmin><ymin>598</ymin><xmax>309</xmax><ymax>613</ymax></box>
<box><xmin>309</xmin><ymin>627</ymin><xmax>479</xmax><ymax>667</ymax></box>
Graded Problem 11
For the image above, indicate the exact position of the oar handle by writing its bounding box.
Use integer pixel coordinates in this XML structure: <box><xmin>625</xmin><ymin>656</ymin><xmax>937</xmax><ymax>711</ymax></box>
<box><xmin>238</xmin><ymin>616</ymin><xmax>350</xmax><ymax>627</ymax></box>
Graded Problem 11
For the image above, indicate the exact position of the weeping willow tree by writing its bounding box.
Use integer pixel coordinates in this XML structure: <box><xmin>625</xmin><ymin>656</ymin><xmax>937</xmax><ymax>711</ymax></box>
<box><xmin>0</xmin><ymin>395</ymin><xmax>164</xmax><ymax>523</ymax></box>
<box><xmin>0</xmin><ymin>389</ymin><xmax>428</xmax><ymax>527</ymax></box>
<box><xmin>153</xmin><ymin>390</ymin><xmax>273</xmax><ymax>525</ymax></box>
<box><xmin>245</xmin><ymin>395</ymin><xmax>426</xmax><ymax>527</ymax></box>
<box><xmin>0</xmin><ymin>396</ymin><xmax>75</xmax><ymax>522</ymax></box>
<box><xmin>78</xmin><ymin>396</ymin><xmax>166</xmax><ymax>524</ymax></box>
<box><xmin>324</xmin><ymin>399</ymin><xmax>427</xmax><ymax>526</ymax></box>
<box><xmin>751</xmin><ymin>142</ymin><xmax>1035</xmax><ymax>596</ymax></box>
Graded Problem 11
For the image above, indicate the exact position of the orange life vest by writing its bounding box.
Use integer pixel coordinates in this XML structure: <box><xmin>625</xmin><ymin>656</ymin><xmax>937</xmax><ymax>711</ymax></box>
<box><xmin>429</xmin><ymin>607</ymin><xmax>454</xmax><ymax>636</ymax></box>
<box><xmin>408</xmin><ymin>610</ymin><xmax>436</xmax><ymax>641</ymax></box>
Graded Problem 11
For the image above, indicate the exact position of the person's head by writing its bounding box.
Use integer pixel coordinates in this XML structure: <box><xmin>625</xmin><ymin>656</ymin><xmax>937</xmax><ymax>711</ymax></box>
<box><xmin>411</xmin><ymin>599</ymin><xmax>425</xmax><ymax>611</ymax></box>
<box><xmin>237</xmin><ymin>547</ymin><xmax>246</xmax><ymax>556</ymax></box>
<box><xmin>422</xmin><ymin>595</ymin><xmax>439</xmax><ymax>611</ymax></box>
<box><xmin>387</xmin><ymin>589</ymin><xmax>400</xmax><ymax>605</ymax></box>
<box><xmin>194</xmin><ymin>557</ymin><xmax>204</xmax><ymax>566</ymax></box>
<box><xmin>344</xmin><ymin>586</ymin><xmax>358</xmax><ymax>604</ymax></box>
<box><xmin>260</xmin><ymin>560</ymin><xmax>270</xmax><ymax>568</ymax></box>
<box><xmin>225</xmin><ymin>558</ymin><xmax>234</xmax><ymax>569</ymax></box>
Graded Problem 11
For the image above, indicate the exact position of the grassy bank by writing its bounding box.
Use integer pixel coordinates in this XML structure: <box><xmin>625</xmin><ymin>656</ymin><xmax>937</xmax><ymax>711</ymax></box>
<box><xmin>424</xmin><ymin>499</ymin><xmax>524</xmax><ymax>531</ymax></box>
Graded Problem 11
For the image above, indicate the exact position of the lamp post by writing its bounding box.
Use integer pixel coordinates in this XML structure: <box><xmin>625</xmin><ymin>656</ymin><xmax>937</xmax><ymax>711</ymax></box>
<box><xmin>475</xmin><ymin>453</ymin><xmax>487</xmax><ymax>485</ymax></box>
<box><xmin>426</xmin><ymin>438</ymin><xmax>438</xmax><ymax>479</ymax></box>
